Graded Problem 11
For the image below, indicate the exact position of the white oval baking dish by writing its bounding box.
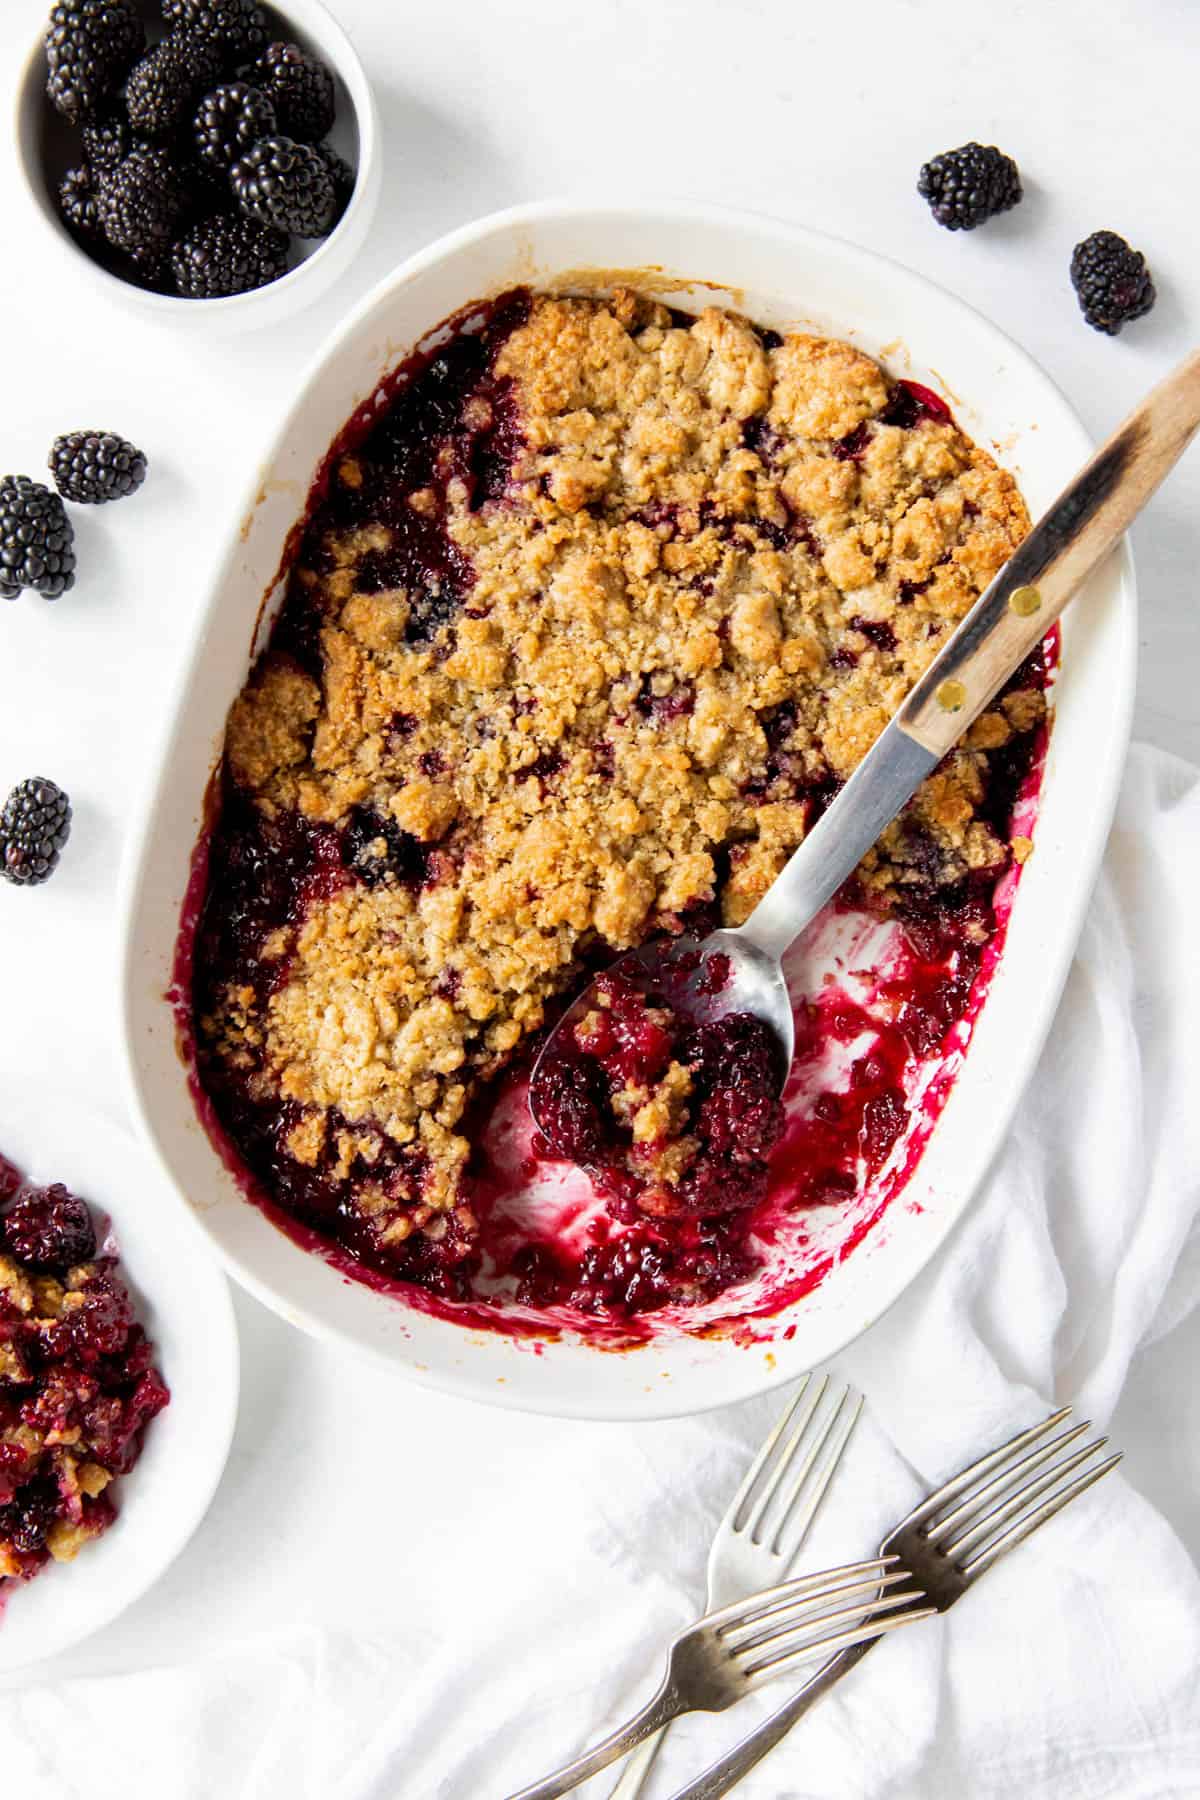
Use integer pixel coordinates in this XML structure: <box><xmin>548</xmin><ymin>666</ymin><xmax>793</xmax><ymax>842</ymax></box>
<box><xmin>118</xmin><ymin>201</ymin><xmax>1136</xmax><ymax>1419</ymax></box>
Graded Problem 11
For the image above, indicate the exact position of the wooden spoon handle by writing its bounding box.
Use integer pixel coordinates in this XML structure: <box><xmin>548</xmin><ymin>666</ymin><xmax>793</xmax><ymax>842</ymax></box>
<box><xmin>898</xmin><ymin>347</ymin><xmax>1200</xmax><ymax>758</ymax></box>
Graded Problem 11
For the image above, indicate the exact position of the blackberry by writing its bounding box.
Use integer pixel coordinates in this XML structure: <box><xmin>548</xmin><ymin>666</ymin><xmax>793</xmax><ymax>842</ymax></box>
<box><xmin>125</xmin><ymin>34</ymin><xmax>224</xmax><ymax>139</ymax></box>
<box><xmin>1070</xmin><ymin>231</ymin><xmax>1156</xmax><ymax>335</ymax></box>
<box><xmin>341</xmin><ymin>806</ymin><xmax>429</xmax><ymax>889</ymax></box>
<box><xmin>171</xmin><ymin>212</ymin><xmax>289</xmax><ymax>297</ymax></box>
<box><xmin>0</xmin><ymin>779</ymin><xmax>73</xmax><ymax>886</ymax></box>
<box><xmin>59</xmin><ymin>166</ymin><xmax>101</xmax><ymax>237</ymax></box>
<box><xmin>314</xmin><ymin>142</ymin><xmax>355</xmax><ymax>221</ymax></box>
<box><xmin>2</xmin><ymin>1183</ymin><xmax>95</xmax><ymax>1269</ymax></box>
<box><xmin>194</xmin><ymin>81</ymin><xmax>276</xmax><ymax>173</ymax></box>
<box><xmin>249</xmin><ymin>41</ymin><xmax>335</xmax><ymax>142</ymax></box>
<box><xmin>0</xmin><ymin>478</ymin><xmax>76</xmax><ymax>601</ymax></box>
<box><xmin>917</xmin><ymin>141</ymin><xmax>1022</xmax><ymax>231</ymax></box>
<box><xmin>2</xmin><ymin>1475</ymin><xmax>59</xmax><ymax>1556</ymax></box>
<box><xmin>49</xmin><ymin>431</ymin><xmax>147</xmax><ymax>505</ymax></box>
<box><xmin>162</xmin><ymin>0</ymin><xmax>268</xmax><ymax>56</ymax></box>
<box><xmin>230</xmin><ymin>135</ymin><xmax>336</xmax><ymax>236</ymax></box>
<box><xmin>97</xmin><ymin>144</ymin><xmax>191</xmax><ymax>263</ymax></box>
<box><xmin>81</xmin><ymin>113</ymin><xmax>130</xmax><ymax>172</ymax></box>
<box><xmin>44</xmin><ymin>0</ymin><xmax>144</xmax><ymax>124</ymax></box>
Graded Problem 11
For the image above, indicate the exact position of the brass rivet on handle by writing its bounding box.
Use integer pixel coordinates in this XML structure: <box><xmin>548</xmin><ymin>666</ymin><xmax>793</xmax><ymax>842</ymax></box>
<box><xmin>1009</xmin><ymin>584</ymin><xmax>1042</xmax><ymax>617</ymax></box>
<box><xmin>935</xmin><ymin>678</ymin><xmax>967</xmax><ymax>713</ymax></box>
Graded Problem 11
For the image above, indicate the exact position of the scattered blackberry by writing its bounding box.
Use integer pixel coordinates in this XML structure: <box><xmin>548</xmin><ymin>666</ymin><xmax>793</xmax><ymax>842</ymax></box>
<box><xmin>171</xmin><ymin>212</ymin><xmax>289</xmax><ymax>297</ymax></box>
<box><xmin>0</xmin><ymin>779</ymin><xmax>73</xmax><ymax>887</ymax></box>
<box><xmin>314</xmin><ymin>142</ymin><xmax>355</xmax><ymax>221</ymax></box>
<box><xmin>59</xmin><ymin>165</ymin><xmax>101</xmax><ymax>236</ymax></box>
<box><xmin>162</xmin><ymin>0</ymin><xmax>268</xmax><ymax>56</ymax></box>
<box><xmin>249</xmin><ymin>41</ymin><xmax>335</xmax><ymax>142</ymax></box>
<box><xmin>230</xmin><ymin>135</ymin><xmax>336</xmax><ymax>236</ymax></box>
<box><xmin>1070</xmin><ymin>231</ymin><xmax>1156</xmax><ymax>335</ymax></box>
<box><xmin>194</xmin><ymin>81</ymin><xmax>276</xmax><ymax>173</ymax></box>
<box><xmin>2</xmin><ymin>1182</ymin><xmax>95</xmax><ymax>1268</ymax></box>
<box><xmin>0</xmin><ymin>478</ymin><xmax>76</xmax><ymax>601</ymax></box>
<box><xmin>125</xmin><ymin>34</ymin><xmax>224</xmax><ymax>139</ymax></box>
<box><xmin>97</xmin><ymin>144</ymin><xmax>191</xmax><ymax>263</ymax></box>
<box><xmin>917</xmin><ymin>141</ymin><xmax>1022</xmax><ymax>230</ymax></box>
<box><xmin>49</xmin><ymin>431</ymin><xmax>147</xmax><ymax>505</ymax></box>
<box><xmin>44</xmin><ymin>0</ymin><xmax>144</xmax><ymax>124</ymax></box>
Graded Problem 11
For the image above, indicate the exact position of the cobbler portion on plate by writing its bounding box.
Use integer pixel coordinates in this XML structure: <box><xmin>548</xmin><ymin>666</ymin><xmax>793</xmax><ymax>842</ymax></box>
<box><xmin>0</xmin><ymin>1155</ymin><xmax>169</xmax><ymax>1596</ymax></box>
<box><xmin>187</xmin><ymin>285</ymin><xmax>1046</xmax><ymax>1320</ymax></box>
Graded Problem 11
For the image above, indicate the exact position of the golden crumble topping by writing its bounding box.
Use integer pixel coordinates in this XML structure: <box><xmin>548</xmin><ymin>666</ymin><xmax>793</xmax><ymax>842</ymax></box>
<box><xmin>192</xmin><ymin>288</ymin><xmax>1043</xmax><ymax>1275</ymax></box>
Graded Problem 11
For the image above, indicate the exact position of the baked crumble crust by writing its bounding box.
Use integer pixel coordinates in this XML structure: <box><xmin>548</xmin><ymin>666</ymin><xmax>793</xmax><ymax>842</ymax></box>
<box><xmin>195</xmin><ymin>288</ymin><xmax>1043</xmax><ymax>1270</ymax></box>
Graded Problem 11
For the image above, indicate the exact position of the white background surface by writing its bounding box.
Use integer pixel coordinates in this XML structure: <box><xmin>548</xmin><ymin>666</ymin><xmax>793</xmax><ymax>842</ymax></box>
<box><xmin>1</xmin><ymin>0</ymin><xmax>1199</xmax><ymax>1787</ymax></box>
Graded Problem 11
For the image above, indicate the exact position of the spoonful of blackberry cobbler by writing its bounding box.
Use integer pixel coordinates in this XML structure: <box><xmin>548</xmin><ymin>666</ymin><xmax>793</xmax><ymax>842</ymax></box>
<box><xmin>530</xmin><ymin>350</ymin><xmax>1200</xmax><ymax>1204</ymax></box>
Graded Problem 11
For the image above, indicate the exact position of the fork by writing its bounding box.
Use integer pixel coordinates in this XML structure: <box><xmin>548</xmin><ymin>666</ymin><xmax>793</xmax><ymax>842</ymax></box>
<box><xmin>668</xmin><ymin>1406</ymin><xmax>1123</xmax><ymax>1800</ymax></box>
<box><xmin>608</xmin><ymin>1373</ymin><xmax>862</xmax><ymax>1800</ymax></box>
<box><xmin>506</xmin><ymin>1557</ymin><xmax>933</xmax><ymax>1800</ymax></box>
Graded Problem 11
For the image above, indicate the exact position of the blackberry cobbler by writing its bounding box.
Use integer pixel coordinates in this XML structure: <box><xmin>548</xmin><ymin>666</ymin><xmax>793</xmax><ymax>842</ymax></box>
<box><xmin>0</xmin><ymin>1154</ymin><xmax>169</xmax><ymax>1596</ymax></box>
<box><xmin>185</xmin><ymin>286</ymin><xmax>1047</xmax><ymax>1325</ymax></box>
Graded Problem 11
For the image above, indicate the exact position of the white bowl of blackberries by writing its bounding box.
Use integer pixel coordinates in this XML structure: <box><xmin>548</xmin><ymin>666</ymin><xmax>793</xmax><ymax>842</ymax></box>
<box><xmin>16</xmin><ymin>0</ymin><xmax>380</xmax><ymax>327</ymax></box>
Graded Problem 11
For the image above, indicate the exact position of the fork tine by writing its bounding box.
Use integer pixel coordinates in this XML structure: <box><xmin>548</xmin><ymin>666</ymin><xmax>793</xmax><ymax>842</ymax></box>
<box><xmin>704</xmin><ymin>1556</ymin><xmax>897</xmax><ymax>1636</ymax></box>
<box><xmin>742</xmin><ymin>1601</ymin><xmax>937</xmax><ymax>1683</ymax></box>
<box><xmin>720</xmin><ymin>1569</ymin><xmax>915</xmax><ymax>1650</ymax></box>
<box><xmin>726</xmin><ymin>1577</ymin><xmax>921</xmax><ymax>1656</ymax></box>
<box><xmin>769</xmin><ymin>1387</ymin><xmax>863</xmax><ymax>1559</ymax></box>
<box><xmin>962</xmin><ymin>1451</ymin><xmax>1123</xmax><ymax>1577</ymax></box>
<box><xmin>904</xmin><ymin>1407</ymin><xmax>1074</xmax><ymax>1530</ymax></box>
<box><xmin>943</xmin><ymin>1435</ymin><xmax>1109</xmax><ymax>1562</ymax></box>
<box><xmin>741</xmin><ymin>1375</ymin><xmax>834</xmax><ymax>1548</ymax></box>
<box><xmin>924</xmin><ymin>1417</ymin><xmax>1093</xmax><ymax>1544</ymax></box>
<box><xmin>726</xmin><ymin>1374</ymin><xmax>818</xmax><ymax>1534</ymax></box>
<box><xmin>741</xmin><ymin>1368</ymin><xmax>827</xmax><ymax>1540</ymax></box>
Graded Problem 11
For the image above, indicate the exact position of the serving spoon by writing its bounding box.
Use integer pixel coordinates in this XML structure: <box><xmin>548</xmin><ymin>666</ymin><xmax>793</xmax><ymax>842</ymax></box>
<box><xmin>530</xmin><ymin>348</ymin><xmax>1200</xmax><ymax>1128</ymax></box>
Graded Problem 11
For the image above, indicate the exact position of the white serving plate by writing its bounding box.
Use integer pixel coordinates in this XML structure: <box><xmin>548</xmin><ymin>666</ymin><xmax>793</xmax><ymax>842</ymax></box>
<box><xmin>118</xmin><ymin>201</ymin><xmax>1136</xmax><ymax>1420</ymax></box>
<box><xmin>0</xmin><ymin>1107</ymin><xmax>238</xmax><ymax>1674</ymax></box>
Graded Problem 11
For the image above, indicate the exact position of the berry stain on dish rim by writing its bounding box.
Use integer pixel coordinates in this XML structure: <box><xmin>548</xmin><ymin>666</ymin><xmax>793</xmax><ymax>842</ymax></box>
<box><xmin>169</xmin><ymin>284</ymin><xmax>1057</xmax><ymax>1350</ymax></box>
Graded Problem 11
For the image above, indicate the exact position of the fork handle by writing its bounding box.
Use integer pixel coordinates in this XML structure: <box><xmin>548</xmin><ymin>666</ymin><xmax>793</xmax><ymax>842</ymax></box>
<box><xmin>507</xmin><ymin>1679</ymin><xmax>682</xmax><ymax>1800</ymax></box>
<box><xmin>664</xmin><ymin>1643</ymin><xmax>872</xmax><ymax>1800</ymax></box>
<box><xmin>606</xmin><ymin>1723</ymin><xmax>670</xmax><ymax>1799</ymax></box>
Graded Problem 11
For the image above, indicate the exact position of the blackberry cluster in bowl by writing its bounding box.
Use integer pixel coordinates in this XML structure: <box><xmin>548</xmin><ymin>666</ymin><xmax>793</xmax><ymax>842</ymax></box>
<box><xmin>44</xmin><ymin>0</ymin><xmax>356</xmax><ymax>300</ymax></box>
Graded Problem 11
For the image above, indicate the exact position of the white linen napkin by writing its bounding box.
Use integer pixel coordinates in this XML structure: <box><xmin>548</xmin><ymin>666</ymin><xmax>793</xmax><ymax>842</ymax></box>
<box><xmin>2</xmin><ymin>742</ymin><xmax>1199</xmax><ymax>1800</ymax></box>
